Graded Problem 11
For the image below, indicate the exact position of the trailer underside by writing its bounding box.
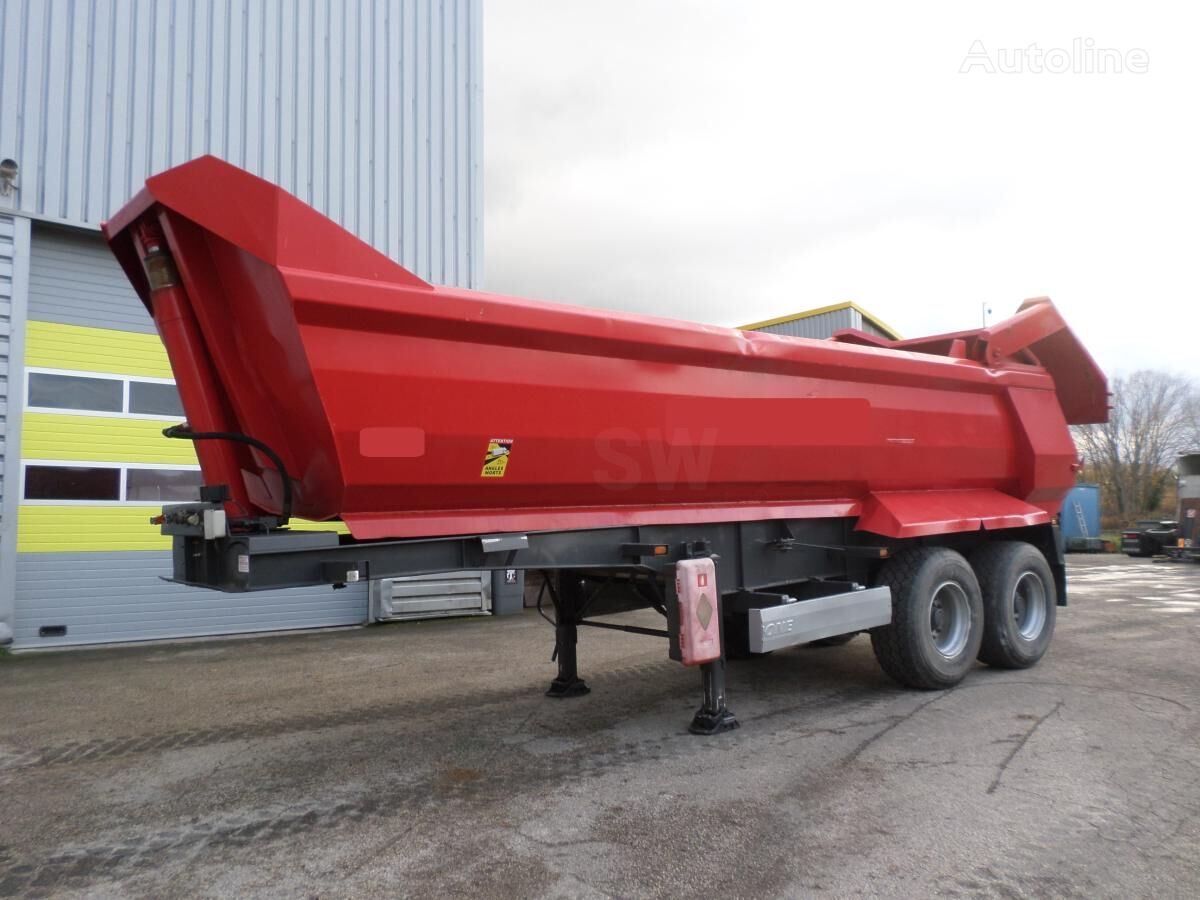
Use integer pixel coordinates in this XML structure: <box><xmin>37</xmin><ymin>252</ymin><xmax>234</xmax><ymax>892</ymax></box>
<box><xmin>162</xmin><ymin>502</ymin><xmax>1065</xmax><ymax>734</ymax></box>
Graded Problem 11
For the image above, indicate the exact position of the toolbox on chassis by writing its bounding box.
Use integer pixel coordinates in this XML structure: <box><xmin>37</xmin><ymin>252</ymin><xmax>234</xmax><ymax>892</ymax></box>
<box><xmin>104</xmin><ymin>157</ymin><xmax>1109</xmax><ymax>734</ymax></box>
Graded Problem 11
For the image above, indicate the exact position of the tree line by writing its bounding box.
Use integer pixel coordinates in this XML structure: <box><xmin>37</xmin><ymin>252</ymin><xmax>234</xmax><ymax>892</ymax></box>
<box><xmin>1071</xmin><ymin>371</ymin><xmax>1200</xmax><ymax>526</ymax></box>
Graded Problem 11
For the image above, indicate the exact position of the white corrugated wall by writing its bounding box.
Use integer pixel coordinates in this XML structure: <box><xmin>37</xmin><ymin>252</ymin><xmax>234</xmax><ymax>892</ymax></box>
<box><xmin>0</xmin><ymin>214</ymin><xmax>13</xmax><ymax>502</ymax></box>
<box><xmin>0</xmin><ymin>0</ymin><xmax>482</xmax><ymax>288</ymax></box>
<box><xmin>14</xmin><ymin>551</ymin><xmax>369</xmax><ymax>647</ymax></box>
<box><xmin>752</xmin><ymin>308</ymin><xmax>859</xmax><ymax>340</ymax></box>
<box><xmin>28</xmin><ymin>223</ymin><xmax>160</xmax><ymax>333</ymax></box>
<box><xmin>0</xmin><ymin>212</ymin><xmax>13</xmax><ymax>644</ymax></box>
<box><xmin>0</xmin><ymin>211</ymin><xmax>29</xmax><ymax>645</ymax></box>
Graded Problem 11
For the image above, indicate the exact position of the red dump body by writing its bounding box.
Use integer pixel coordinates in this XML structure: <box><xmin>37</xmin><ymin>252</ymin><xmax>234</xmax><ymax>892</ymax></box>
<box><xmin>103</xmin><ymin>157</ymin><xmax>1108</xmax><ymax>542</ymax></box>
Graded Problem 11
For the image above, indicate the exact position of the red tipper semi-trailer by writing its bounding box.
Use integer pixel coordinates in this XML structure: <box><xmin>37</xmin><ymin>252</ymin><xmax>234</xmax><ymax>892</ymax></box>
<box><xmin>103</xmin><ymin>156</ymin><xmax>1108</xmax><ymax>734</ymax></box>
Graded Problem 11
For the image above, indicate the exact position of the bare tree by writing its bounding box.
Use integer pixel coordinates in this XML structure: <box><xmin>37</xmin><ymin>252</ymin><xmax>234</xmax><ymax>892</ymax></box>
<box><xmin>1185</xmin><ymin>387</ymin><xmax>1200</xmax><ymax>453</ymax></box>
<box><xmin>1072</xmin><ymin>370</ymin><xmax>1198</xmax><ymax>522</ymax></box>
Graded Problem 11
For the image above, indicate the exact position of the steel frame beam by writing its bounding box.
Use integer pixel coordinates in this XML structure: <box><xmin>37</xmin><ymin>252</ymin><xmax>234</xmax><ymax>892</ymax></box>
<box><xmin>166</xmin><ymin>506</ymin><xmax>857</xmax><ymax>595</ymax></box>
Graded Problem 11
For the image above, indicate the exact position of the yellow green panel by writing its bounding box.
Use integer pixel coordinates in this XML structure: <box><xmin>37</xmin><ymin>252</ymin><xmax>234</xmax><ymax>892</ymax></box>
<box><xmin>26</xmin><ymin>320</ymin><xmax>173</xmax><ymax>378</ymax></box>
<box><xmin>22</xmin><ymin>413</ymin><xmax>199</xmax><ymax>465</ymax></box>
<box><xmin>18</xmin><ymin>506</ymin><xmax>349</xmax><ymax>553</ymax></box>
<box><xmin>287</xmin><ymin>519</ymin><xmax>351</xmax><ymax>534</ymax></box>
<box><xmin>19</xmin><ymin>506</ymin><xmax>173</xmax><ymax>552</ymax></box>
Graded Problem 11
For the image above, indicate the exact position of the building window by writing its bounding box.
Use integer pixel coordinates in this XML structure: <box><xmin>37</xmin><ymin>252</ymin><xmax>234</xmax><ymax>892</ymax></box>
<box><xmin>128</xmin><ymin>381</ymin><xmax>184</xmax><ymax>417</ymax></box>
<box><xmin>26</xmin><ymin>368</ymin><xmax>184</xmax><ymax>419</ymax></box>
<box><xmin>22</xmin><ymin>463</ymin><xmax>202</xmax><ymax>504</ymax></box>
<box><xmin>27</xmin><ymin>372</ymin><xmax>124</xmax><ymax>413</ymax></box>
<box><xmin>24</xmin><ymin>465</ymin><xmax>122</xmax><ymax>501</ymax></box>
<box><xmin>125</xmin><ymin>468</ymin><xmax>202</xmax><ymax>502</ymax></box>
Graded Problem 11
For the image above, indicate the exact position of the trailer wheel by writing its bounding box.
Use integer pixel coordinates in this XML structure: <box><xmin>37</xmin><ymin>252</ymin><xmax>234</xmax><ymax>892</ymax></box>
<box><xmin>971</xmin><ymin>541</ymin><xmax>1056</xmax><ymax>669</ymax></box>
<box><xmin>870</xmin><ymin>547</ymin><xmax>984</xmax><ymax>689</ymax></box>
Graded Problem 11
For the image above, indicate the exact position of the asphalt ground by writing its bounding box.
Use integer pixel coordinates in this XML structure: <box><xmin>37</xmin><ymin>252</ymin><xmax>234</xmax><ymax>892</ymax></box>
<box><xmin>1</xmin><ymin>554</ymin><xmax>1198</xmax><ymax>898</ymax></box>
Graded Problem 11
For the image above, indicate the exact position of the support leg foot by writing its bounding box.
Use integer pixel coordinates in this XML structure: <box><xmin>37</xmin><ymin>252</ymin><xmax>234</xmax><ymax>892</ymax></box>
<box><xmin>545</xmin><ymin>677</ymin><xmax>590</xmax><ymax>698</ymax></box>
<box><xmin>688</xmin><ymin>706</ymin><xmax>739</xmax><ymax>735</ymax></box>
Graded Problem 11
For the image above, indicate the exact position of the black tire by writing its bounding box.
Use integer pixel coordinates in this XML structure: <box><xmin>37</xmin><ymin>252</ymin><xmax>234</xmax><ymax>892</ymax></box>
<box><xmin>807</xmin><ymin>632</ymin><xmax>857</xmax><ymax>647</ymax></box>
<box><xmin>870</xmin><ymin>547</ymin><xmax>984</xmax><ymax>689</ymax></box>
<box><xmin>971</xmin><ymin>541</ymin><xmax>1056</xmax><ymax>669</ymax></box>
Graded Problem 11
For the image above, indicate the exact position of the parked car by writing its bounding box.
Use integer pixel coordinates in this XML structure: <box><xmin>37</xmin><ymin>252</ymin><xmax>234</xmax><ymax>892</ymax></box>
<box><xmin>1121</xmin><ymin>520</ymin><xmax>1179</xmax><ymax>557</ymax></box>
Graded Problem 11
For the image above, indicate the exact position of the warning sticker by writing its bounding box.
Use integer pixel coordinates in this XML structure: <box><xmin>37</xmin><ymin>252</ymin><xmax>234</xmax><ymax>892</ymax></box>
<box><xmin>481</xmin><ymin>438</ymin><xmax>513</xmax><ymax>478</ymax></box>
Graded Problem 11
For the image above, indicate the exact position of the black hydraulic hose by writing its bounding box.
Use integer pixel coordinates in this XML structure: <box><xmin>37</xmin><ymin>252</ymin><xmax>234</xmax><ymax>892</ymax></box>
<box><xmin>162</xmin><ymin>424</ymin><xmax>293</xmax><ymax>524</ymax></box>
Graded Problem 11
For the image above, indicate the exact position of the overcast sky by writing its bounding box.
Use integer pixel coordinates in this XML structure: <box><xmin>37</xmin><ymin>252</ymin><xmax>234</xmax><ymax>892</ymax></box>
<box><xmin>483</xmin><ymin>1</ymin><xmax>1198</xmax><ymax>379</ymax></box>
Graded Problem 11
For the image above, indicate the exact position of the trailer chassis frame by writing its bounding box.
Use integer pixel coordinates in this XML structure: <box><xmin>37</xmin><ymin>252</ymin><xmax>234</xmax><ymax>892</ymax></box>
<box><xmin>164</xmin><ymin>503</ymin><xmax>1041</xmax><ymax>734</ymax></box>
<box><xmin>165</xmin><ymin>506</ymin><xmax>889</xmax><ymax>735</ymax></box>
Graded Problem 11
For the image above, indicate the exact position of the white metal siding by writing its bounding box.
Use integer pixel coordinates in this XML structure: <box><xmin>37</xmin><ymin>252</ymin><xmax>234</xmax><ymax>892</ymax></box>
<box><xmin>29</xmin><ymin>224</ymin><xmax>155</xmax><ymax>333</ymax></box>
<box><xmin>14</xmin><ymin>551</ymin><xmax>367</xmax><ymax>647</ymax></box>
<box><xmin>755</xmin><ymin>308</ymin><xmax>858</xmax><ymax>340</ymax></box>
<box><xmin>1</xmin><ymin>213</ymin><xmax>30</xmax><ymax>643</ymax></box>
<box><xmin>0</xmin><ymin>0</ymin><xmax>482</xmax><ymax>289</ymax></box>
<box><xmin>0</xmin><ymin>214</ymin><xmax>13</xmax><ymax>503</ymax></box>
<box><xmin>857</xmin><ymin>316</ymin><xmax>893</xmax><ymax>340</ymax></box>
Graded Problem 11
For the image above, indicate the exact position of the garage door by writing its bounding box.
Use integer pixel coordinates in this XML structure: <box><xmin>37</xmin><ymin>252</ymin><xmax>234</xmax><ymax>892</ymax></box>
<box><xmin>12</xmin><ymin>225</ymin><xmax>369</xmax><ymax>648</ymax></box>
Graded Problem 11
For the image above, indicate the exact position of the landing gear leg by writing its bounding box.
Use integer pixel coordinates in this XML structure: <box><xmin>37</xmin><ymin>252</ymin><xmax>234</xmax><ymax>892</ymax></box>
<box><xmin>546</xmin><ymin>574</ymin><xmax>590</xmax><ymax>698</ymax></box>
<box><xmin>669</xmin><ymin>554</ymin><xmax>739</xmax><ymax>735</ymax></box>
<box><xmin>689</xmin><ymin>656</ymin><xmax>739</xmax><ymax>735</ymax></box>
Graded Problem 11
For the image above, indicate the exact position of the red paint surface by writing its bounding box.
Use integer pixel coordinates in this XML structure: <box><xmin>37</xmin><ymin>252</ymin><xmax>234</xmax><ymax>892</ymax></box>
<box><xmin>103</xmin><ymin>157</ymin><xmax>1108</xmax><ymax>540</ymax></box>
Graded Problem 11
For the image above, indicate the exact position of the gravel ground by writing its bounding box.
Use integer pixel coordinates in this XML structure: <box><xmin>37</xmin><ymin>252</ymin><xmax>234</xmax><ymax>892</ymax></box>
<box><xmin>1</xmin><ymin>554</ymin><xmax>1198</xmax><ymax>898</ymax></box>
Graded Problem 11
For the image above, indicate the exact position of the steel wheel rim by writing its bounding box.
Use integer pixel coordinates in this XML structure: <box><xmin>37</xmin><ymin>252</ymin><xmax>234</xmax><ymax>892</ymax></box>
<box><xmin>1012</xmin><ymin>571</ymin><xmax>1047</xmax><ymax>641</ymax></box>
<box><xmin>929</xmin><ymin>580</ymin><xmax>971</xmax><ymax>659</ymax></box>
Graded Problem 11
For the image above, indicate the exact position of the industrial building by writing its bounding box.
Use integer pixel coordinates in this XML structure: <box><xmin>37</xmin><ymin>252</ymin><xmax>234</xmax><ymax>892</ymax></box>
<box><xmin>740</xmin><ymin>301</ymin><xmax>900</xmax><ymax>341</ymax></box>
<box><xmin>0</xmin><ymin>0</ymin><xmax>482</xmax><ymax>647</ymax></box>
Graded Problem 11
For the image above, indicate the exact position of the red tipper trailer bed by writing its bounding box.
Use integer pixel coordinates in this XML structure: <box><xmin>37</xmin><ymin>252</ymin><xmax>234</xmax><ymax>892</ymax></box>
<box><xmin>104</xmin><ymin>156</ymin><xmax>1108</xmax><ymax>734</ymax></box>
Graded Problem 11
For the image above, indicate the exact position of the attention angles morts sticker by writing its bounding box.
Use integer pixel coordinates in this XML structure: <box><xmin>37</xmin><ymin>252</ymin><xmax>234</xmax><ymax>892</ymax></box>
<box><xmin>481</xmin><ymin>438</ymin><xmax>513</xmax><ymax>478</ymax></box>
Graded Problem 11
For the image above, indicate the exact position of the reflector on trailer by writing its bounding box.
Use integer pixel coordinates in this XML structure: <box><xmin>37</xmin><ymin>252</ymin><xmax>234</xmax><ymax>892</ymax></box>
<box><xmin>676</xmin><ymin>558</ymin><xmax>721</xmax><ymax>666</ymax></box>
